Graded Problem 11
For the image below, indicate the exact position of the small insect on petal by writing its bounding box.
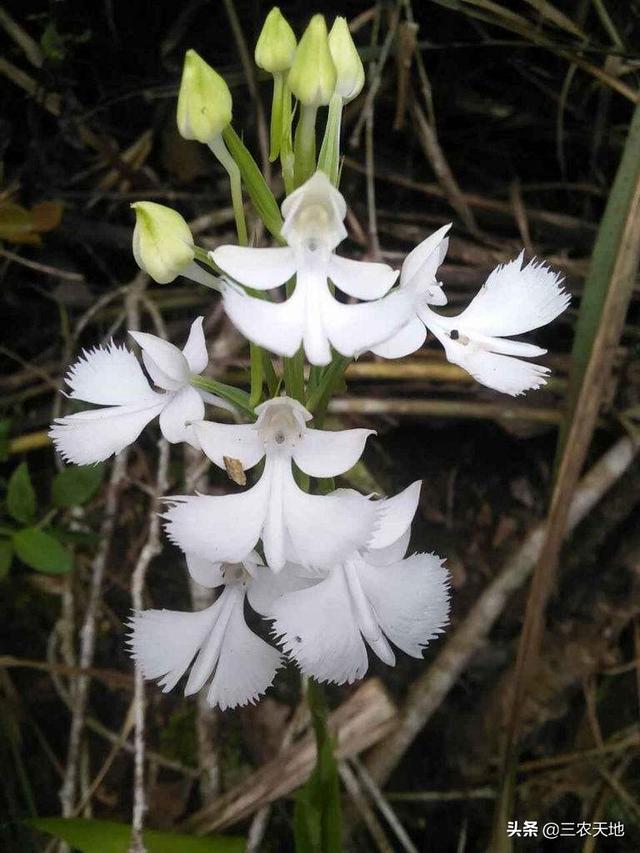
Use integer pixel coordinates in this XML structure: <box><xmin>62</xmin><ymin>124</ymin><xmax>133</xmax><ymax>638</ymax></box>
<box><xmin>223</xmin><ymin>455</ymin><xmax>247</xmax><ymax>486</ymax></box>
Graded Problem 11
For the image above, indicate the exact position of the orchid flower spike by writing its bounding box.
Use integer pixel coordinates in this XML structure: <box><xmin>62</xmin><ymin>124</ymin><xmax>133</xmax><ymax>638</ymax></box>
<box><xmin>212</xmin><ymin>171</ymin><xmax>414</xmax><ymax>365</ymax></box>
<box><xmin>128</xmin><ymin>552</ymin><xmax>283</xmax><ymax>710</ymax></box>
<box><xmin>256</xmin><ymin>481</ymin><xmax>450</xmax><ymax>685</ymax></box>
<box><xmin>165</xmin><ymin>395</ymin><xmax>384</xmax><ymax>572</ymax></box>
<box><xmin>49</xmin><ymin>318</ymin><xmax>231</xmax><ymax>464</ymax></box>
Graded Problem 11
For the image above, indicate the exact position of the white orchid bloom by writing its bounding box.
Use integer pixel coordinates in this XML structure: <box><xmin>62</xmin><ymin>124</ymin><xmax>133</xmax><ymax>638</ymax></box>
<box><xmin>375</xmin><ymin>242</ymin><xmax>569</xmax><ymax>396</ymax></box>
<box><xmin>50</xmin><ymin>317</ymin><xmax>230</xmax><ymax>464</ymax></box>
<box><xmin>128</xmin><ymin>552</ymin><xmax>283</xmax><ymax>710</ymax></box>
<box><xmin>260</xmin><ymin>483</ymin><xmax>450</xmax><ymax>685</ymax></box>
<box><xmin>211</xmin><ymin>171</ymin><xmax>415</xmax><ymax>365</ymax></box>
<box><xmin>372</xmin><ymin>224</ymin><xmax>450</xmax><ymax>359</ymax></box>
<box><xmin>164</xmin><ymin>395</ymin><xmax>391</xmax><ymax>572</ymax></box>
<box><xmin>423</xmin><ymin>254</ymin><xmax>569</xmax><ymax>396</ymax></box>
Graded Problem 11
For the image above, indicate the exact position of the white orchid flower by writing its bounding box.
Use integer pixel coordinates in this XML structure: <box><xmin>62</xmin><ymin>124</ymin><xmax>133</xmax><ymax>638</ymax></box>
<box><xmin>163</xmin><ymin>395</ymin><xmax>397</xmax><ymax>572</ymax></box>
<box><xmin>128</xmin><ymin>552</ymin><xmax>283</xmax><ymax>710</ymax></box>
<box><xmin>423</xmin><ymin>254</ymin><xmax>569</xmax><ymax>396</ymax></box>
<box><xmin>211</xmin><ymin>171</ymin><xmax>415</xmax><ymax>365</ymax></box>
<box><xmin>259</xmin><ymin>483</ymin><xmax>450</xmax><ymax>685</ymax></box>
<box><xmin>375</xmin><ymin>240</ymin><xmax>569</xmax><ymax>396</ymax></box>
<box><xmin>50</xmin><ymin>317</ymin><xmax>230</xmax><ymax>464</ymax></box>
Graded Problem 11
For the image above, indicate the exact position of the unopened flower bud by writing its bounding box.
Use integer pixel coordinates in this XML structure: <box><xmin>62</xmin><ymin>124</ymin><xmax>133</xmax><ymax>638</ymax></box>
<box><xmin>328</xmin><ymin>17</ymin><xmax>364</xmax><ymax>101</ymax></box>
<box><xmin>177</xmin><ymin>49</ymin><xmax>232</xmax><ymax>143</ymax></box>
<box><xmin>288</xmin><ymin>15</ymin><xmax>336</xmax><ymax>107</ymax></box>
<box><xmin>255</xmin><ymin>7</ymin><xmax>297</xmax><ymax>73</ymax></box>
<box><xmin>131</xmin><ymin>202</ymin><xmax>194</xmax><ymax>284</ymax></box>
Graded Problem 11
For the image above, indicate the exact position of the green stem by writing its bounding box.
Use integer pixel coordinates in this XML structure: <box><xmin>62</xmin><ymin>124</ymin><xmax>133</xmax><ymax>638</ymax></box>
<box><xmin>317</xmin><ymin>92</ymin><xmax>343</xmax><ymax>186</ymax></box>
<box><xmin>294</xmin><ymin>103</ymin><xmax>318</xmax><ymax>187</ymax></box>
<box><xmin>269</xmin><ymin>72</ymin><xmax>285</xmax><ymax>162</ymax></box>
<box><xmin>306</xmin><ymin>356</ymin><xmax>350</xmax><ymax>426</ymax></box>
<box><xmin>190</xmin><ymin>375</ymin><xmax>255</xmax><ymax>420</ymax></box>
<box><xmin>209</xmin><ymin>134</ymin><xmax>248</xmax><ymax>246</ymax></box>
<box><xmin>280</xmin><ymin>80</ymin><xmax>295</xmax><ymax>195</ymax></box>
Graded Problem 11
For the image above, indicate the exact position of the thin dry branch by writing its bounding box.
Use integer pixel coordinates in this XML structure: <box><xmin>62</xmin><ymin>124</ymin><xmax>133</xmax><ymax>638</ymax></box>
<box><xmin>129</xmin><ymin>437</ymin><xmax>170</xmax><ymax>853</ymax></box>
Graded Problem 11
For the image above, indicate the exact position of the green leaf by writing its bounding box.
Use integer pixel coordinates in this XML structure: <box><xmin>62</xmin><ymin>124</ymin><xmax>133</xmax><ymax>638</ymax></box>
<box><xmin>293</xmin><ymin>681</ymin><xmax>342</xmax><ymax>853</ymax></box>
<box><xmin>27</xmin><ymin>817</ymin><xmax>245</xmax><ymax>853</ymax></box>
<box><xmin>190</xmin><ymin>376</ymin><xmax>256</xmax><ymax>420</ymax></box>
<box><xmin>222</xmin><ymin>125</ymin><xmax>283</xmax><ymax>239</ymax></box>
<box><xmin>6</xmin><ymin>462</ymin><xmax>36</xmax><ymax>524</ymax></box>
<box><xmin>52</xmin><ymin>464</ymin><xmax>104</xmax><ymax>507</ymax></box>
<box><xmin>0</xmin><ymin>539</ymin><xmax>13</xmax><ymax>578</ymax></box>
<box><xmin>13</xmin><ymin>528</ymin><xmax>73</xmax><ymax>574</ymax></box>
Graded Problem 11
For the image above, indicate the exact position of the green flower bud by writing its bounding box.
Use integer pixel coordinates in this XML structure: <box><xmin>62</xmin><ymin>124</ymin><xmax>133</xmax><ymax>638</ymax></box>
<box><xmin>131</xmin><ymin>202</ymin><xmax>194</xmax><ymax>284</ymax></box>
<box><xmin>177</xmin><ymin>49</ymin><xmax>232</xmax><ymax>143</ymax></box>
<box><xmin>255</xmin><ymin>7</ymin><xmax>297</xmax><ymax>73</ymax></box>
<box><xmin>328</xmin><ymin>17</ymin><xmax>365</xmax><ymax>101</ymax></box>
<box><xmin>288</xmin><ymin>15</ymin><xmax>336</xmax><ymax>107</ymax></box>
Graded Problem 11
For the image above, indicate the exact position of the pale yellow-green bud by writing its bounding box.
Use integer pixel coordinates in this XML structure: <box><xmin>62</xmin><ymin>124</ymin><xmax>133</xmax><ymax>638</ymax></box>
<box><xmin>288</xmin><ymin>15</ymin><xmax>336</xmax><ymax>107</ymax></box>
<box><xmin>255</xmin><ymin>7</ymin><xmax>297</xmax><ymax>73</ymax></box>
<box><xmin>328</xmin><ymin>17</ymin><xmax>364</xmax><ymax>101</ymax></box>
<box><xmin>177</xmin><ymin>49</ymin><xmax>232</xmax><ymax>143</ymax></box>
<box><xmin>131</xmin><ymin>202</ymin><xmax>194</xmax><ymax>284</ymax></box>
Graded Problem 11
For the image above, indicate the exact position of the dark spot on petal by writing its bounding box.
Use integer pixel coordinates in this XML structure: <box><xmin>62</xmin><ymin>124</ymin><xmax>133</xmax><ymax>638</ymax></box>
<box><xmin>450</xmin><ymin>329</ymin><xmax>459</xmax><ymax>340</ymax></box>
<box><xmin>295</xmin><ymin>636</ymin><xmax>301</xmax><ymax>642</ymax></box>
<box><xmin>275</xmin><ymin>431</ymin><xmax>285</xmax><ymax>444</ymax></box>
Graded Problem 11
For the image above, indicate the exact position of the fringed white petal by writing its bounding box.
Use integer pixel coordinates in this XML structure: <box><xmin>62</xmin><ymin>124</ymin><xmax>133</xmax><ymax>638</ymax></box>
<box><xmin>443</xmin><ymin>342</ymin><xmax>551</xmax><ymax>396</ymax></box>
<box><xmin>368</xmin><ymin>480</ymin><xmax>421</xmax><ymax>550</ymax></box>
<box><xmin>222</xmin><ymin>282</ymin><xmax>303</xmax><ymax>358</ymax></box>
<box><xmin>128</xmin><ymin>604</ymin><xmax>217</xmax><ymax>692</ymax></box>
<box><xmin>292</xmin><ymin>427</ymin><xmax>374</xmax><ymax>478</ymax></box>
<box><xmin>327</xmin><ymin>254</ymin><xmax>398</xmax><ymax>300</ymax></box>
<box><xmin>193</xmin><ymin>421</ymin><xmax>264</xmax><ymax>471</ymax></box>
<box><xmin>370</xmin><ymin>316</ymin><xmax>427</xmax><ymax>360</ymax></box>
<box><xmin>64</xmin><ymin>342</ymin><xmax>155</xmax><ymax>405</ymax></box>
<box><xmin>459</xmin><ymin>254</ymin><xmax>570</xmax><ymax>337</ymax></box>
<box><xmin>283</xmin><ymin>479</ymin><xmax>380</xmax><ymax>569</ymax></box>
<box><xmin>359</xmin><ymin>552</ymin><xmax>450</xmax><ymax>657</ymax></box>
<box><xmin>320</xmin><ymin>285</ymin><xmax>414</xmax><ymax>358</ymax></box>
<box><xmin>181</xmin><ymin>316</ymin><xmax>208</xmax><ymax>374</ymax></box>
<box><xmin>49</xmin><ymin>400</ymin><xmax>164</xmax><ymax>464</ymax></box>
<box><xmin>184</xmin><ymin>585</ymin><xmax>237</xmax><ymax>694</ymax></box>
<box><xmin>211</xmin><ymin>245</ymin><xmax>296</xmax><ymax>289</ymax></box>
<box><xmin>185</xmin><ymin>553</ymin><xmax>225</xmax><ymax>588</ymax></box>
<box><xmin>158</xmin><ymin>385</ymin><xmax>204</xmax><ymax>444</ymax></box>
<box><xmin>129</xmin><ymin>330</ymin><xmax>191</xmax><ymax>385</ymax></box>
<box><xmin>164</xmin><ymin>474</ymin><xmax>270</xmax><ymax>564</ymax></box>
<box><xmin>271</xmin><ymin>568</ymin><xmax>369</xmax><ymax>685</ymax></box>
<box><xmin>400</xmin><ymin>224</ymin><xmax>451</xmax><ymax>288</ymax></box>
<box><xmin>206</xmin><ymin>585</ymin><xmax>283</xmax><ymax>710</ymax></box>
